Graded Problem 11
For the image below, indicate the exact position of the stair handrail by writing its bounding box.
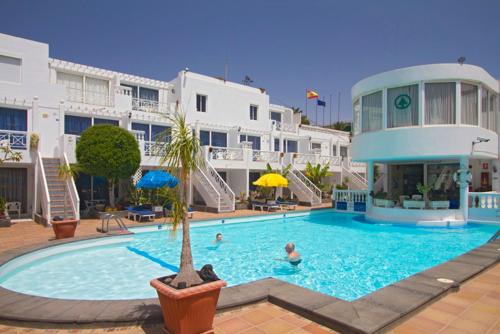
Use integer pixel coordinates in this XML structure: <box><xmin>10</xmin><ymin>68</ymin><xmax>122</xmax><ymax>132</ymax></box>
<box><xmin>37</xmin><ymin>152</ymin><xmax>51</xmax><ymax>223</ymax></box>
<box><xmin>194</xmin><ymin>166</ymin><xmax>222</xmax><ymax>212</ymax></box>
<box><xmin>101</xmin><ymin>213</ymin><xmax>128</xmax><ymax>233</ymax></box>
<box><xmin>203</xmin><ymin>160</ymin><xmax>235</xmax><ymax>211</ymax></box>
<box><xmin>61</xmin><ymin>153</ymin><xmax>80</xmax><ymax>220</ymax></box>
<box><xmin>342</xmin><ymin>165</ymin><xmax>368</xmax><ymax>188</ymax></box>
<box><xmin>290</xmin><ymin>166</ymin><xmax>322</xmax><ymax>205</ymax></box>
<box><xmin>488</xmin><ymin>229</ymin><xmax>500</xmax><ymax>242</ymax></box>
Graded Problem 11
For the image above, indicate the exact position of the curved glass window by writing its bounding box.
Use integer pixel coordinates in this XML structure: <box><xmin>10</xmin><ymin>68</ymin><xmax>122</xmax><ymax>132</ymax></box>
<box><xmin>387</xmin><ymin>85</ymin><xmax>418</xmax><ymax>128</ymax></box>
<box><xmin>425</xmin><ymin>83</ymin><xmax>456</xmax><ymax>125</ymax></box>
<box><xmin>362</xmin><ymin>91</ymin><xmax>382</xmax><ymax>132</ymax></box>
<box><xmin>489</xmin><ymin>91</ymin><xmax>497</xmax><ymax>132</ymax></box>
<box><xmin>461</xmin><ymin>83</ymin><xmax>478</xmax><ymax>126</ymax></box>
<box><xmin>353</xmin><ymin>99</ymin><xmax>361</xmax><ymax>135</ymax></box>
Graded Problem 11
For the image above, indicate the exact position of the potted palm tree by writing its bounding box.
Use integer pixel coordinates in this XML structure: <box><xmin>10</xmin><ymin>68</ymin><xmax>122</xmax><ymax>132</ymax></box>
<box><xmin>150</xmin><ymin>113</ymin><xmax>226</xmax><ymax>334</ymax></box>
<box><xmin>51</xmin><ymin>164</ymin><xmax>78</xmax><ymax>239</ymax></box>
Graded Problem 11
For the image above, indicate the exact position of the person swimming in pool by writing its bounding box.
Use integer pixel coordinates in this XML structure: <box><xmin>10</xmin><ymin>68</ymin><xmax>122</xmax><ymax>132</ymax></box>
<box><xmin>215</xmin><ymin>233</ymin><xmax>223</xmax><ymax>243</ymax></box>
<box><xmin>276</xmin><ymin>242</ymin><xmax>302</xmax><ymax>266</ymax></box>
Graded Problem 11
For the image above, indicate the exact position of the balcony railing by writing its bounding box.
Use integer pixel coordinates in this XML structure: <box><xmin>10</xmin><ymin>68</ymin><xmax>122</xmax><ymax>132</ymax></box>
<box><xmin>210</xmin><ymin>147</ymin><xmax>244</xmax><ymax>161</ymax></box>
<box><xmin>145</xmin><ymin>141</ymin><xmax>167</xmax><ymax>157</ymax></box>
<box><xmin>64</xmin><ymin>88</ymin><xmax>111</xmax><ymax>107</ymax></box>
<box><xmin>469</xmin><ymin>192</ymin><xmax>500</xmax><ymax>209</ymax></box>
<box><xmin>252</xmin><ymin>150</ymin><xmax>280</xmax><ymax>163</ymax></box>
<box><xmin>0</xmin><ymin>130</ymin><xmax>27</xmax><ymax>150</ymax></box>
<box><xmin>132</xmin><ymin>98</ymin><xmax>170</xmax><ymax>115</ymax></box>
<box><xmin>273</xmin><ymin>120</ymin><xmax>297</xmax><ymax>133</ymax></box>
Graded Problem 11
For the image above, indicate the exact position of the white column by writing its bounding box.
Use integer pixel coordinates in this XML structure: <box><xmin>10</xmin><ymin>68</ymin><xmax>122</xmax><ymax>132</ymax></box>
<box><xmin>367</xmin><ymin>161</ymin><xmax>374</xmax><ymax>211</ymax></box>
<box><xmin>460</xmin><ymin>157</ymin><xmax>469</xmax><ymax>222</ymax></box>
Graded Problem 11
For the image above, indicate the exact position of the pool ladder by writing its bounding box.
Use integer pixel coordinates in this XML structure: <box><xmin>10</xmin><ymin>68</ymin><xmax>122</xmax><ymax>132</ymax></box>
<box><xmin>100</xmin><ymin>213</ymin><xmax>128</xmax><ymax>233</ymax></box>
<box><xmin>488</xmin><ymin>229</ymin><xmax>500</xmax><ymax>243</ymax></box>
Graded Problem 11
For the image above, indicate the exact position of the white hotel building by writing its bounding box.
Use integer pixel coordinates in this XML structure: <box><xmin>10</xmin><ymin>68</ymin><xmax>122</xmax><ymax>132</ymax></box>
<box><xmin>341</xmin><ymin>63</ymin><xmax>500</xmax><ymax>225</ymax></box>
<box><xmin>0</xmin><ymin>33</ymin><xmax>366</xmax><ymax>221</ymax></box>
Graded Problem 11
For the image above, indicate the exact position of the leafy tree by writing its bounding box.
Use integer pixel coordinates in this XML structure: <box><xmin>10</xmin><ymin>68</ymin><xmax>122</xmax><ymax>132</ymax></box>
<box><xmin>301</xmin><ymin>115</ymin><xmax>310</xmax><ymax>125</ymax></box>
<box><xmin>331</xmin><ymin>121</ymin><xmax>352</xmax><ymax>132</ymax></box>
<box><xmin>0</xmin><ymin>145</ymin><xmax>22</xmax><ymax>165</ymax></box>
<box><xmin>160</xmin><ymin>112</ymin><xmax>205</xmax><ymax>288</ymax></box>
<box><xmin>265</xmin><ymin>163</ymin><xmax>291</xmax><ymax>177</ymax></box>
<box><xmin>57</xmin><ymin>164</ymin><xmax>79</xmax><ymax>219</ymax></box>
<box><xmin>76</xmin><ymin>125</ymin><xmax>140</xmax><ymax>208</ymax></box>
<box><xmin>304</xmin><ymin>162</ymin><xmax>332</xmax><ymax>190</ymax></box>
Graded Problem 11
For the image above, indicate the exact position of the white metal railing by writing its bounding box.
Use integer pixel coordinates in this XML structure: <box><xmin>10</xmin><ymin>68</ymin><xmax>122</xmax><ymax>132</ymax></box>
<box><xmin>288</xmin><ymin>166</ymin><xmax>322</xmax><ymax>205</ymax></box>
<box><xmin>334</xmin><ymin>189</ymin><xmax>368</xmax><ymax>203</ymax></box>
<box><xmin>116</xmin><ymin>86</ymin><xmax>132</xmax><ymax>96</ymax></box>
<box><xmin>210</xmin><ymin>147</ymin><xmax>244</xmax><ymax>161</ymax></box>
<box><xmin>145</xmin><ymin>141</ymin><xmax>167</xmax><ymax>157</ymax></box>
<box><xmin>203</xmin><ymin>160</ymin><xmax>235</xmax><ymax>211</ymax></box>
<box><xmin>294</xmin><ymin>153</ymin><xmax>317</xmax><ymax>165</ymax></box>
<box><xmin>252</xmin><ymin>150</ymin><xmax>280</xmax><ymax>163</ymax></box>
<box><xmin>193</xmin><ymin>166</ymin><xmax>222</xmax><ymax>212</ymax></box>
<box><xmin>132</xmin><ymin>97</ymin><xmax>170</xmax><ymax>114</ymax></box>
<box><xmin>469</xmin><ymin>192</ymin><xmax>500</xmax><ymax>209</ymax></box>
<box><xmin>36</xmin><ymin>152</ymin><xmax>51</xmax><ymax>223</ymax></box>
<box><xmin>274</xmin><ymin>121</ymin><xmax>297</xmax><ymax>133</ymax></box>
<box><xmin>130</xmin><ymin>129</ymin><xmax>145</xmax><ymax>141</ymax></box>
<box><xmin>348</xmin><ymin>158</ymin><xmax>366</xmax><ymax>168</ymax></box>
<box><xmin>61</xmin><ymin>153</ymin><xmax>80</xmax><ymax>220</ymax></box>
<box><xmin>0</xmin><ymin>130</ymin><xmax>27</xmax><ymax>150</ymax></box>
<box><xmin>319</xmin><ymin>155</ymin><xmax>341</xmax><ymax>166</ymax></box>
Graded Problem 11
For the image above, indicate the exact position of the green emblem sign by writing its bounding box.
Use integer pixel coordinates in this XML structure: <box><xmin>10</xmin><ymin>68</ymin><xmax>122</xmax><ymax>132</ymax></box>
<box><xmin>394</xmin><ymin>94</ymin><xmax>411</xmax><ymax>109</ymax></box>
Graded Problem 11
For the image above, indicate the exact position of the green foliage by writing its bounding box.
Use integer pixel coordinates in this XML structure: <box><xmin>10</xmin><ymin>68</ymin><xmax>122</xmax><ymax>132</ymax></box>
<box><xmin>331</xmin><ymin>121</ymin><xmax>352</xmax><ymax>132</ymax></box>
<box><xmin>304</xmin><ymin>162</ymin><xmax>332</xmax><ymax>188</ymax></box>
<box><xmin>0</xmin><ymin>145</ymin><xmax>22</xmax><ymax>165</ymax></box>
<box><xmin>76</xmin><ymin>125</ymin><xmax>140</xmax><ymax>181</ymax></box>
<box><xmin>374</xmin><ymin>191</ymin><xmax>388</xmax><ymax>199</ymax></box>
<box><xmin>416</xmin><ymin>182</ymin><xmax>433</xmax><ymax>195</ymax></box>
<box><xmin>301</xmin><ymin>115</ymin><xmax>310</xmax><ymax>125</ymax></box>
<box><xmin>76</xmin><ymin>125</ymin><xmax>140</xmax><ymax>207</ymax></box>
<box><xmin>266</xmin><ymin>163</ymin><xmax>292</xmax><ymax>177</ymax></box>
<box><xmin>0</xmin><ymin>197</ymin><xmax>5</xmax><ymax>212</ymax></box>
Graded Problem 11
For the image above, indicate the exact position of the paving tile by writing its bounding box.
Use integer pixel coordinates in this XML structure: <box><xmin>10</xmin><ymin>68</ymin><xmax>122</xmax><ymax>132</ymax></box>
<box><xmin>240</xmin><ymin>309</ymin><xmax>275</xmax><ymax>325</ymax></box>
<box><xmin>301</xmin><ymin>322</ymin><xmax>336</xmax><ymax>334</ymax></box>
<box><xmin>216</xmin><ymin>317</ymin><xmax>253</xmax><ymax>333</ymax></box>
<box><xmin>404</xmin><ymin>315</ymin><xmax>447</xmax><ymax>333</ymax></box>
<box><xmin>257</xmin><ymin>318</ymin><xmax>296</xmax><ymax>333</ymax></box>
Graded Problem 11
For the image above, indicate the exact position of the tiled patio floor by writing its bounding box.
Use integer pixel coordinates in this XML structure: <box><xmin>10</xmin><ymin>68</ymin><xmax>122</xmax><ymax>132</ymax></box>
<box><xmin>0</xmin><ymin>206</ymin><xmax>498</xmax><ymax>333</ymax></box>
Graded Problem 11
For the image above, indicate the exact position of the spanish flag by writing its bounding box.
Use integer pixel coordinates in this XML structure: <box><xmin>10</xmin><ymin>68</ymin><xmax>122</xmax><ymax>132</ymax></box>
<box><xmin>306</xmin><ymin>90</ymin><xmax>319</xmax><ymax>99</ymax></box>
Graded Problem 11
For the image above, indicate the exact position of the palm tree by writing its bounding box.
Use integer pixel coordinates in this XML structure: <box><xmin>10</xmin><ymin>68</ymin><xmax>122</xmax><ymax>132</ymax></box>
<box><xmin>160</xmin><ymin>112</ymin><xmax>204</xmax><ymax>288</ymax></box>
<box><xmin>304</xmin><ymin>162</ymin><xmax>332</xmax><ymax>189</ymax></box>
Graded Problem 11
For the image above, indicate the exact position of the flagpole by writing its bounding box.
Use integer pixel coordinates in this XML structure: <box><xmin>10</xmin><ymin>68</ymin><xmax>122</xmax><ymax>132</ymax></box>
<box><xmin>322</xmin><ymin>96</ymin><xmax>325</xmax><ymax>127</ymax></box>
<box><xmin>315</xmin><ymin>100</ymin><xmax>318</xmax><ymax>127</ymax></box>
<box><xmin>329</xmin><ymin>94</ymin><xmax>332</xmax><ymax>128</ymax></box>
<box><xmin>305</xmin><ymin>89</ymin><xmax>308</xmax><ymax>123</ymax></box>
<box><xmin>337</xmin><ymin>91</ymin><xmax>341</xmax><ymax>123</ymax></box>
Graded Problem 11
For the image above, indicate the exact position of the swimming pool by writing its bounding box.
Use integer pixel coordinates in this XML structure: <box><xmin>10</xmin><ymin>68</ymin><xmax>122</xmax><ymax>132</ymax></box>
<box><xmin>0</xmin><ymin>210</ymin><xmax>497</xmax><ymax>301</ymax></box>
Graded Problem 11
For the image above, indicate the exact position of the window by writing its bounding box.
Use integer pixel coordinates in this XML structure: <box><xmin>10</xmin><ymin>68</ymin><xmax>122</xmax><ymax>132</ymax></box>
<box><xmin>0</xmin><ymin>55</ymin><xmax>21</xmax><ymax>83</ymax></box>
<box><xmin>250</xmin><ymin>105</ymin><xmax>258</xmax><ymax>120</ymax></box>
<box><xmin>199</xmin><ymin>130</ymin><xmax>227</xmax><ymax>147</ymax></box>
<box><xmin>425</xmin><ymin>82</ymin><xmax>455</xmax><ymax>125</ymax></box>
<box><xmin>57</xmin><ymin>72</ymin><xmax>83</xmax><ymax>103</ymax></box>
<box><xmin>332</xmin><ymin>145</ymin><xmax>337</xmax><ymax>156</ymax></box>
<box><xmin>196</xmin><ymin>94</ymin><xmax>207</xmax><ymax>112</ymax></box>
<box><xmin>249</xmin><ymin>172</ymin><xmax>261</xmax><ymax>192</ymax></box>
<box><xmin>65</xmin><ymin>115</ymin><xmax>91</xmax><ymax>135</ymax></box>
<box><xmin>489</xmin><ymin>91</ymin><xmax>497</xmax><ymax>132</ymax></box>
<box><xmin>353</xmin><ymin>99</ymin><xmax>361</xmax><ymax>135</ymax></box>
<box><xmin>240</xmin><ymin>134</ymin><xmax>261</xmax><ymax>150</ymax></box>
<box><xmin>200</xmin><ymin>130</ymin><xmax>210</xmax><ymax>146</ymax></box>
<box><xmin>94</xmin><ymin>118</ymin><xmax>119</xmax><ymax>126</ymax></box>
<box><xmin>152</xmin><ymin>125</ymin><xmax>170</xmax><ymax>142</ymax></box>
<box><xmin>274</xmin><ymin>138</ymin><xmax>280</xmax><ymax>152</ymax></box>
<box><xmin>284</xmin><ymin>139</ymin><xmax>297</xmax><ymax>153</ymax></box>
<box><xmin>0</xmin><ymin>107</ymin><xmax>27</xmax><ymax>131</ymax></box>
<box><xmin>340</xmin><ymin>146</ymin><xmax>348</xmax><ymax>157</ymax></box>
<box><xmin>85</xmin><ymin>77</ymin><xmax>109</xmax><ymax>106</ymax></box>
<box><xmin>131</xmin><ymin>122</ymin><xmax>150</xmax><ymax>141</ymax></box>
<box><xmin>311</xmin><ymin>143</ymin><xmax>321</xmax><ymax>150</ymax></box>
<box><xmin>270</xmin><ymin>111</ymin><xmax>282</xmax><ymax>122</ymax></box>
<box><xmin>362</xmin><ymin>91</ymin><xmax>382</xmax><ymax>132</ymax></box>
<box><xmin>387</xmin><ymin>84</ymin><xmax>418</xmax><ymax>128</ymax></box>
<box><xmin>211</xmin><ymin>131</ymin><xmax>227</xmax><ymax>147</ymax></box>
<box><xmin>139</xmin><ymin>87</ymin><xmax>159</xmax><ymax>102</ymax></box>
<box><xmin>461</xmin><ymin>83</ymin><xmax>478</xmax><ymax>126</ymax></box>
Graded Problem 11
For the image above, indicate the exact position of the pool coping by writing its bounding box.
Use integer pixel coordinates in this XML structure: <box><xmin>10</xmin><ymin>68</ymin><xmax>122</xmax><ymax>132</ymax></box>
<box><xmin>0</xmin><ymin>232</ymin><xmax>499</xmax><ymax>333</ymax></box>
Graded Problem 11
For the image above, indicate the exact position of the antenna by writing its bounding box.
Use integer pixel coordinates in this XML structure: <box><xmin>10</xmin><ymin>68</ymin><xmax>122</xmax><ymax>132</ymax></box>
<box><xmin>224</xmin><ymin>52</ymin><xmax>229</xmax><ymax>81</ymax></box>
<box><xmin>458</xmin><ymin>57</ymin><xmax>466</xmax><ymax>65</ymax></box>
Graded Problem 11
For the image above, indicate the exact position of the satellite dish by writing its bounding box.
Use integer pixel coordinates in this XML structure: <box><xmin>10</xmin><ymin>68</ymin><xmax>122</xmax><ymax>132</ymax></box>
<box><xmin>457</xmin><ymin>57</ymin><xmax>466</xmax><ymax>65</ymax></box>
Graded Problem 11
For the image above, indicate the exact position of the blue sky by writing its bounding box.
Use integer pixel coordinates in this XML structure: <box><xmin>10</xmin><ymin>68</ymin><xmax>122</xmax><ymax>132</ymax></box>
<box><xmin>0</xmin><ymin>0</ymin><xmax>498</xmax><ymax>124</ymax></box>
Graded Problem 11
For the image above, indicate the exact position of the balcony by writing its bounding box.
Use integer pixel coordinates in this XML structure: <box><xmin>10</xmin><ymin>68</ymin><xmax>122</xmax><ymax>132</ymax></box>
<box><xmin>273</xmin><ymin>120</ymin><xmax>297</xmax><ymax>133</ymax></box>
<box><xmin>64</xmin><ymin>88</ymin><xmax>111</xmax><ymax>107</ymax></box>
<box><xmin>0</xmin><ymin>130</ymin><xmax>27</xmax><ymax>150</ymax></box>
<box><xmin>132</xmin><ymin>98</ymin><xmax>170</xmax><ymax>115</ymax></box>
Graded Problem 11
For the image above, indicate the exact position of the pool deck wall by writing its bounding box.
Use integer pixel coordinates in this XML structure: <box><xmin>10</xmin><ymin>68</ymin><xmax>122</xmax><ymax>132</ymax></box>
<box><xmin>0</xmin><ymin>232</ymin><xmax>498</xmax><ymax>333</ymax></box>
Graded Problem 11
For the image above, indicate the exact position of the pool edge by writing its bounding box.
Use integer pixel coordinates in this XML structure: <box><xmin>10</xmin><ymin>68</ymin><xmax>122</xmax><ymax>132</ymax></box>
<box><xmin>0</xmin><ymin>235</ymin><xmax>498</xmax><ymax>333</ymax></box>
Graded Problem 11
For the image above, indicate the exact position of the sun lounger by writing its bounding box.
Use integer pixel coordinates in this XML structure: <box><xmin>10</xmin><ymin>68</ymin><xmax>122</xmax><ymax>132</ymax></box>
<box><xmin>251</xmin><ymin>201</ymin><xmax>280</xmax><ymax>211</ymax></box>
<box><xmin>126</xmin><ymin>206</ymin><xmax>156</xmax><ymax>222</ymax></box>
<box><xmin>276</xmin><ymin>199</ymin><xmax>297</xmax><ymax>210</ymax></box>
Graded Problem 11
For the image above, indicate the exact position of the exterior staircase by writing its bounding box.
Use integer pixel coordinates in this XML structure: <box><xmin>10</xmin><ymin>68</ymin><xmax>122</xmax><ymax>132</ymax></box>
<box><xmin>341</xmin><ymin>165</ymin><xmax>368</xmax><ymax>190</ymax></box>
<box><xmin>42</xmin><ymin>158</ymin><xmax>76</xmax><ymax>220</ymax></box>
<box><xmin>286</xmin><ymin>166</ymin><xmax>322</xmax><ymax>206</ymax></box>
<box><xmin>192</xmin><ymin>161</ymin><xmax>235</xmax><ymax>212</ymax></box>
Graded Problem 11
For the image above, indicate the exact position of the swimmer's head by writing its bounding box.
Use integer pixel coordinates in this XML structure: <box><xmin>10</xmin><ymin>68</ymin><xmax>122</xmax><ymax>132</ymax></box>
<box><xmin>216</xmin><ymin>233</ymin><xmax>222</xmax><ymax>241</ymax></box>
<box><xmin>285</xmin><ymin>242</ymin><xmax>295</xmax><ymax>254</ymax></box>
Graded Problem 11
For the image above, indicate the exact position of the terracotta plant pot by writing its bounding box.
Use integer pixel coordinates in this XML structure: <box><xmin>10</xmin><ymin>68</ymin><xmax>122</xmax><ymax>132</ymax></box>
<box><xmin>51</xmin><ymin>219</ymin><xmax>78</xmax><ymax>239</ymax></box>
<box><xmin>150</xmin><ymin>278</ymin><xmax>226</xmax><ymax>334</ymax></box>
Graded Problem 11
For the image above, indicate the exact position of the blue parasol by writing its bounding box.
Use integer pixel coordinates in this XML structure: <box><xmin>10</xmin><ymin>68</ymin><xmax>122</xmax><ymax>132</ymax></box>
<box><xmin>136</xmin><ymin>170</ymin><xmax>179</xmax><ymax>189</ymax></box>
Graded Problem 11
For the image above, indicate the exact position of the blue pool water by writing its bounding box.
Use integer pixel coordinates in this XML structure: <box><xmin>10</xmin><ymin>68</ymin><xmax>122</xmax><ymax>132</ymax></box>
<box><xmin>0</xmin><ymin>210</ymin><xmax>497</xmax><ymax>301</ymax></box>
